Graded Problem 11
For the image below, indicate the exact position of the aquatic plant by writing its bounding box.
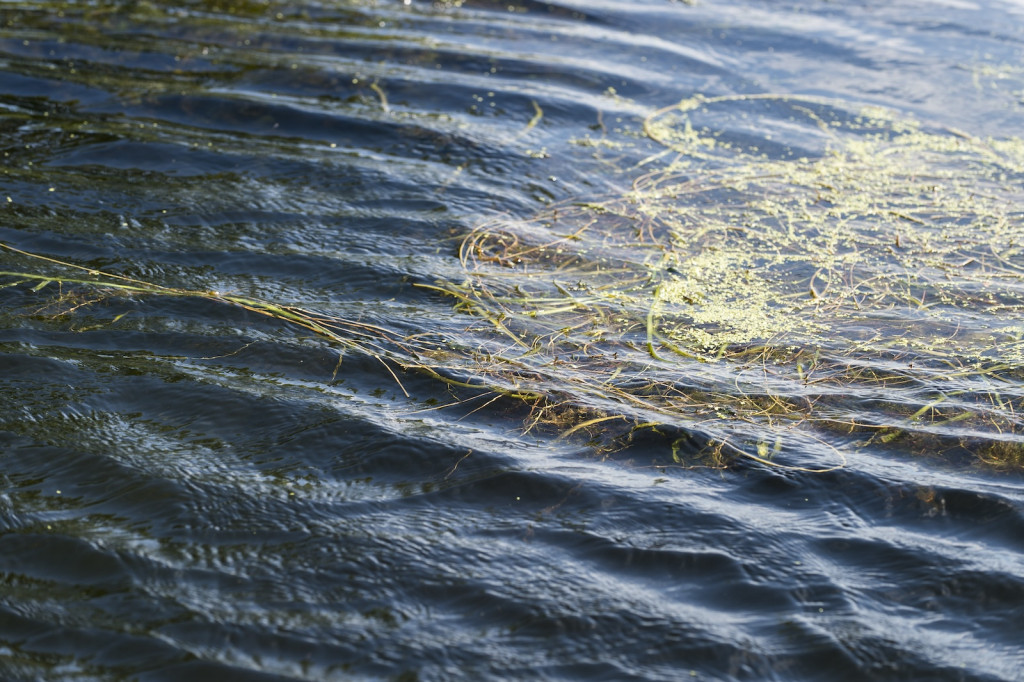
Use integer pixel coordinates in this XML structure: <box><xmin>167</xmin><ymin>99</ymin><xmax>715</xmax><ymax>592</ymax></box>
<box><xmin>5</xmin><ymin>94</ymin><xmax>1024</xmax><ymax>472</ymax></box>
<box><xmin>0</xmin><ymin>243</ymin><xmax>426</xmax><ymax>391</ymax></box>
<box><xmin>428</xmin><ymin>94</ymin><xmax>1024</xmax><ymax>471</ymax></box>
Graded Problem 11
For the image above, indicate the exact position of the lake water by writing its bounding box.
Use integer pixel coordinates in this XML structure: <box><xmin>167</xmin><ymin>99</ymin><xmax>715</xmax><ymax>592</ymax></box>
<box><xmin>1</xmin><ymin>1</ymin><xmax>1023</xmax><ymax>680</ymax></box>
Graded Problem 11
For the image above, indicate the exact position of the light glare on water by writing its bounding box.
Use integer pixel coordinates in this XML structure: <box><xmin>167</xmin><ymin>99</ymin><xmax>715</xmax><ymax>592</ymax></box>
<box><xmin>0</xmin><ymin>1</ymin><xmax>1023</xmax><ymax>680</ymax></box>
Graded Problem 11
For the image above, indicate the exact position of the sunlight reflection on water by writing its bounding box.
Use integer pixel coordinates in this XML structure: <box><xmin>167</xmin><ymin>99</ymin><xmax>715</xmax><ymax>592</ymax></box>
<box><xmin>0</xmin><ymin>1</ymin><xmax>1023</xmax><ymax>680</ymax></box>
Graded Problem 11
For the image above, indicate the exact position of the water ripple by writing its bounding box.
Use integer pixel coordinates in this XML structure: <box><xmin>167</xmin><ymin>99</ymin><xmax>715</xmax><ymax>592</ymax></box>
<box><xmin>2</xmin><ymin>0</ymin><xmax>1024</xmax><ymax>680</ymax></box>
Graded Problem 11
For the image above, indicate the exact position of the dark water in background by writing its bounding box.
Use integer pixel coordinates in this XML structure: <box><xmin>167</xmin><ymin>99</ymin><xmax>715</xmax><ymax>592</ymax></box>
<box><xmin>1</xmin><ymin>0</ymin><xmax>1024</xmax><ymax>680</ymax></box>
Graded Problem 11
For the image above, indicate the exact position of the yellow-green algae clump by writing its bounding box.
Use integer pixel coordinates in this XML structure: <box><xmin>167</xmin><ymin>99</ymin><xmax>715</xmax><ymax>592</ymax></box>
<box><xmin>646</xmin><ymin>95</ymin><xmax>1024</xmax><ymax>358</ymax></box>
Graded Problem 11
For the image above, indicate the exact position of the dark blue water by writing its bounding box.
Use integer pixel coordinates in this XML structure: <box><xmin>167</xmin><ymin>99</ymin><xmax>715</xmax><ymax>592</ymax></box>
<box><xmin>1</xmin><ymin>1</ymin><xmax>1023</xmax><ymax>680</ymax></box>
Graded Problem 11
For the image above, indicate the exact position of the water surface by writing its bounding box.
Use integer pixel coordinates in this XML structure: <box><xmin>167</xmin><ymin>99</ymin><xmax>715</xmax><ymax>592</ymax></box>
<box><xmin>1</xmin><ymin>1</ymin><xmax>1023</xmax><ymax>680</ymax></box>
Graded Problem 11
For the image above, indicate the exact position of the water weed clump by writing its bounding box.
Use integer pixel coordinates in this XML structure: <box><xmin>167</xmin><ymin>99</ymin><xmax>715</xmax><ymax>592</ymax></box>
<box><xmin>431</xmin><ymin>94</ymin><xmax>1024</xmax><ymax>471</ymax></box>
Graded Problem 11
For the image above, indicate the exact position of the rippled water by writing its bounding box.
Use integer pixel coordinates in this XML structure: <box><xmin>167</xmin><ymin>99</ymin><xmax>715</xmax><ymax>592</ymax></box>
<box><xmin>2</xmin><ymin>1</ymin><xmax>1024</xmax><ymax>680</ymax></box>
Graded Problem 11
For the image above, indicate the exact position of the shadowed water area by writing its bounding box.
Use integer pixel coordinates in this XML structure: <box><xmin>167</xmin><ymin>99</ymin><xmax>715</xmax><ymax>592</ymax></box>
<box><xmin>1</xmin><ymin>0</ymin><xmax>1024</xmax><ymax>679</ymax></box>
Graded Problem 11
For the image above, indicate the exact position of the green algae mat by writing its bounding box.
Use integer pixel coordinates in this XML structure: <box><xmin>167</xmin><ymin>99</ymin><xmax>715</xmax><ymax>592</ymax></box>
<box><xmin>6</xmin><ymin>93</ymin><xmax>1024</xmax><ymax>472</ymax></box>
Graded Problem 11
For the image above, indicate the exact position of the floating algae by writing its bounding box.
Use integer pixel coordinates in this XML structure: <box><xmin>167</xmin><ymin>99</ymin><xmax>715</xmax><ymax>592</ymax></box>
<box><xmin>5</xmin><ymin>94</ymin><xmax>1024</xmax><ymax>471</ymax></box>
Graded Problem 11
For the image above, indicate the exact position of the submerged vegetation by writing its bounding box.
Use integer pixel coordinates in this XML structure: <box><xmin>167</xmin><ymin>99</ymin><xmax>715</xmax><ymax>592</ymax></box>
<box><xmin>5</xmin><ymin>94</ymin><xmax>1024</xmax><ymax>472</ymax></box>
<box><xmin>428</xmin><ymin>94</ymin><xmax>1024</xmax><ymax>472</ymax></box>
